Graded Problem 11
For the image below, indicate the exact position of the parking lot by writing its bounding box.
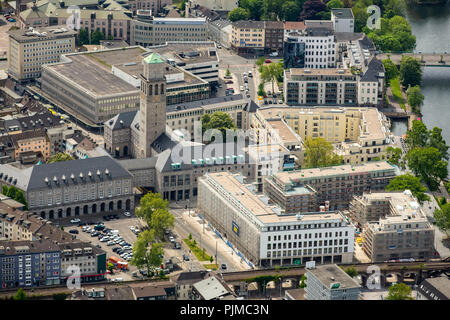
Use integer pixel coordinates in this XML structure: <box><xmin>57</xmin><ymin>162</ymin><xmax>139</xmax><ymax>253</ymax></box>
<box><xmin>66</xmin><ymin>214</ymin><xmax>143</xmax><ymax>280</ymax></box>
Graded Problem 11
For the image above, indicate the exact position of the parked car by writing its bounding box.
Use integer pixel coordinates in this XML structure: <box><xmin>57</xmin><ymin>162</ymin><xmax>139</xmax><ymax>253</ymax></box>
<box><xmin>70</xmin><ymin>218</ymin><xmax>81</xmax><ymax>224</ymax></box>
<box><xmin>265</xmin><ymin>59</ymin><xmax>272</xmax><ymax>63</ymax></box>
<box><xmin>174</xmin><ymin>242</ymin><xmax>181</xmax><ymax>249</ymax></box>
<box><xmin>69</xmin><ymin>229</ymin><xmax>79</xmax><ymax>234</ymax></box>
<box><xmin>112</xmin><ymin>247</ymin><xmax>120</xmax><ymax>253</ymax></box>
<box><xmin>248</xmin><ymin>71</ymin><xmax>253</xmax><ymax>77</ymax></box>
<box><xmin>107</xmin><ymin>241</ymin><xmax>115</xmax><ymax>246</ymax></box>
<box><xmin>239</xmin><ymin>86</ymin><xmax>244</xmax><ymax>92</ymax></box>
<box><xmin>100</xmin><ymin>237</ymin><xmax>109</xmax><ymax>242</ymax></box>
<box><xmin>8</xmin><ymin>18</ymin><xmax>16</xmax><ymax>22</ymax></box>
<box><xmin>225</xmin><ymin>80</ymin><xmax>233</xmax><ymax>84</ymax></box>
<box><xmin>269</xmin><ymin>52</ymin><xmax>278</xmax><ymax>57</ymax></box>
<box><xmin>169</xmin><ymin>236</ymin><xmax>175</xmax><ymax>243</ymax></box>
<box><xmin>183</xmin><ymin>254</ymin><xmax>190</xmax><ymax>261</ymax></box>
<box><xmin>123</xmin><ymin>211</ymin><xmax>131</xmax><ymax>217</ymax></box>
<box><xmin>221</xmin><ymin>264</ymin><xmax>227</xmax><ymax>270</ymax></box>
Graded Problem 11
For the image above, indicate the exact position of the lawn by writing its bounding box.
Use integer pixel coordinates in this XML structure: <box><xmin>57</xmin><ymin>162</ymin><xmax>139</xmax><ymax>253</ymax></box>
<box><xmin>203</xmin><ymin>264</ymin><xmax>218</xmax><ymax>270</ymax></box>
<box><xmin>183</xmin><ymin>239</ymin><xmax>213</xmax><ymax>262</ymax></box>
<box><xmin>390</xmin><ymin>77</ymin><xmax>406</xmax><ymax>110</ymax></box>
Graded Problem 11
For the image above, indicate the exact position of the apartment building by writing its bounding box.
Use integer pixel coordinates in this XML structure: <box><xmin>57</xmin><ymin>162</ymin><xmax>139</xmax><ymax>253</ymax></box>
<box><xmin>59</xmin><ymin>242</ymin><xmax>106</xmax><ymax>283</ymax></box>
<box><xmin>284</xmin><ymin>21</ymin><xmax>306</xmax><ymax>36</ymax></box>
<box><xmin>362</xmin><ymin>191</ymin><xmax>435</xmax><ymax>262</ymax></box>
<box><xmin>19</xmin><ymin>2</ymin><xmax>131</xmax><ymax>42</ymax></box>
<box><xmin>305</xmin><ymin>264</ymin><xmax>360</xmax><ymax>300</ymax></box>
<box><xmin>417</xmin><ymin>276</ymin><xmax>450</xmax><ymax>300</ymax></box>
<box><xmin>207</xmin><ymin>19</ymin><xmax>232</xmax><ymax>49</ymax></box>
<box><xmin>186</xmin><ymin>0</ymin><xmax>238</xmax><ymax>12</ymax></box>
<box><xmin>7</xmin><ymin>26</ymin><xmax>76</xmax><ymax>81</ymax></box>
<box><xmin>331</xmin><ymin>8</ymin><xmax>354</xmax><ymax>33</ymax></box>
<box><xmin>198</xmin><ymin>172</ymin><xmax>355</xmax><ymax>267</ymax></box>
<box><xmin>0</xmin><ymin>239</ymin><xmax>61</xmax><ymax>288</ymax></box>
<box><xmin>230</xmin><ymin>20</ymin><xmax>265</xmax><ymax>55</ymax></box>
<box><xmin>126</xmin><ymin>0</ymin><xmax>172</xmax><ymax>15</ymax></box>
<box><xmin>174</xmin><ymin>271</ymin><xmax>210</xmax><ymax>300</ymax></box>
<box><xmin>253</xmin><ymin>106</ymin><xmax>395</xmax><ymax>166</ymax></box>
<box><xmin>10</xmin><ymin>129</ymin><xmax>51</xmax><ymax>164</ymax></box>
<box><xmin>264</xmin><ymin>21</ymin><xmax>284</xmax><ymax>54</ymax></box>
<box><xmin>0</xmin><ymin>195</ymin><xmax>36</xmax><ymax>241</ymax></box>
<box><xmin>131</xmin><ymin>12</ymin><xmax>208</xmax><ymax>47</ymax></box>
<box><xmin>264</xmin><ymin>161</ymin><xmax>398</xmax><ymax>212</ymax></box>
<box><xmin>0</xmin><ymin>156</ymin><xmax>134</xmax><ymax>220</ymax></box>
<box><xmin>284</xmin><ymin>68</ymin><xmax>358</xmax><ymax>105</ymax></box>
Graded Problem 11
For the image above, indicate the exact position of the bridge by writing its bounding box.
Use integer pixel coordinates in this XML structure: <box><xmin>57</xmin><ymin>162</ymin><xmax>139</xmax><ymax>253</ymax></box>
<box><xmin>220</xmin><ymin>260</ymin><xmax>450</xmax><ymax>297</ymax></box>
<box><xmin>377</xmin><ymin>53</ymin><xmax>450</xmax><ymax>67</ymax></box>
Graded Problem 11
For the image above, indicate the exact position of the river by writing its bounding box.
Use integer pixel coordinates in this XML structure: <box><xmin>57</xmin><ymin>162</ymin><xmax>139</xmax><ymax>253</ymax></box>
<box><xmin>390</xmin><ymin>4</ymin><xmax>450</xmax><ymax>174</ymax></box>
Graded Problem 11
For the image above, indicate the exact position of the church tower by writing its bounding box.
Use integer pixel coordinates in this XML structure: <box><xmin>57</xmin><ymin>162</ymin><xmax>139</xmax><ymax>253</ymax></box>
<box><xmin>138</xmin><ymin>53</ymin><xmax>167</xmax><ymax>158</ymax></box>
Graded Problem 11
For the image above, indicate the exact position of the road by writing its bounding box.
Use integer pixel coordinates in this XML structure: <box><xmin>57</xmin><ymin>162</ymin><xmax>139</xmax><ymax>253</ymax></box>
<box><xmin>170</xmin><ymin>207</ymin><xmax>252</xmax><ymax>273</ymax></box>
<box><xmin>422</xmin><ymin>196</ymin><xmax>450</xmax><ymax>259</ymax></box>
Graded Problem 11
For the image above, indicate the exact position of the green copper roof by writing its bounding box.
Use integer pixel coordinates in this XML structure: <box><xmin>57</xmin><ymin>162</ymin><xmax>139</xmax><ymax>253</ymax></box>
<box><xmin>143</xmin><ymin>53</ymin><xmax>164</xmax><ymax>64</ymax></box>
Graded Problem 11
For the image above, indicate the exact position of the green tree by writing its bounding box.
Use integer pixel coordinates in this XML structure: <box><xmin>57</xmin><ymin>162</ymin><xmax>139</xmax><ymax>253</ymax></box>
<box><xmin>405</xmin><ymin>120</ymin><xmax>429</xmax><ymax>150</ymax></box>
<box><xmin>386</xmin><ymin>283</ymin><xmax>414</xmax><ymax>300</ymax></box>
<box><xmin>2</xmin><ymin>185</ymin><xmax>8</xmax><ymax>195</ymax></box>
<box><xmin>260</xmin><ymin>63</ymin><xmax>283</xmax><ymax>95</ymax></box>
<box><xmin>303</xmin><ymin>137</ymin><xmax>343</xmax><ymax>169</ymax></box>
<box><xmin>345</xmin><ymin>267</ymin><xmax>358</xmax><ymax>278</ymax></box>
<box><xmin>149</xmin><ymin>209</ymin><xmax>175</xmax><ymax>241</ymax></box>
<box><xmin>434</xmin><ymin>203</ymin><xmax>450</xmax><ymax>238</ymax></box>
<box><xmin>257</xmin><ymin>83</ymin><xmax>266</xmax><ymax>97</ymax></box>
<box><xmin>429</xmin><ymin>127</ymin><xmax>449</xmax><ymax>161</ymax></box>
<box><xmin>6</xmin><ymin>186</ymin><xmax>17</xmax><ymax>199</ymax></box>
<box><xmin>135</xmin><ymin>192</ymin><xmax>169</xmax><ymax>226</ymax></box>
<box><xmin>400</xmin><ymin>56</ymin><xmax>422</xmax><ymax>88</ymax></box>
<box><xmin>228</xmin><ymin>7</ymin><xmax>251</xmax><ymax>22</ymax></box>
<box><xmin>299</xmin><ymin>274</ymin><xmax>307</xmax><ymax>288</ymax></box>
<box><xmin>386</xmin><ymin>174</ymin><xmax>430</xmax><ymax>203</ymax></box>
<box><xmin>382</xmin><ymin>59</ymin><xmax>399</xmax><ymax>83</ymax></box>
<box><xmin>352</xmin><ymin>7</ymin><xmax>369</xmax><ymax>32</ymax></box>
<box><xmin>47</xmin><ymin>152</ymin><xmax>74</xmax><ymax>164</ymax></box>
<box><xmin>240</xmin><ymin>0</ymin><xmax>264</xmax><ymax>21</ymax></box>
<box><xmin>202</xmin><ymin>111</ymin><xmax>236</xmax><ymax>142</ymax></box>
<box><xmin>90</xmin><ymin>29</ymin><xmax>105</xmax><ymax>45</ymax></box>
<box><xmin>406</xmin><ymin>147</ymin><xmax>448</xmax><ymax>191</ymax></box>
<box><xmin>107</xmin><ymin>262</ymin><xmax>115</xmax><ymax>273</ymax></box>
<box><xmin>225</xmin><ymin>68</ymin><xmax>231</xmax><ymax>77</ymax></box>
<box><xmin>326</xmin><ymin>0</ymin><xmax>344</xmax><ymax>9</ymax></box>
<box><xmin>406</xmin><ymin>85</ymin><xmax>424</xmax><ymax>113</ymax></box>
<box><xmin>188</xmin><ymin>233</ymin><xmax>192</xmax><ymax>241</ymax></box>
<box><xmin>14</xmin><ymin>190</ymin><xmax>28</xmax><ymax>210</ymax></box>
<box><xmin>78</xmin><ymin>28</ymin><xmax>89</xmax><ymax>46</ymax></box>
<box><xmin>386</xmin><ymin>146</ymin><xmax>402</xmax><ymax>166</ymax></box>
<box><xmin>13</xmin><ymin>288</ymin><xmax>26</xmax><ymax>300</ymax></box>
<box><xmin>256</xmin><ymin>56</ymin><xmax>266</xmax><ymax>67</ymax></box>
<box><xmin>130</xmin><ymin>230</ymin><xmax>163</xmax><ymax>277</ymax></box>
<box><xmin>281</xmin><ymin>1</ymin><xmax>301</xmax><ymax>21</ymax></box>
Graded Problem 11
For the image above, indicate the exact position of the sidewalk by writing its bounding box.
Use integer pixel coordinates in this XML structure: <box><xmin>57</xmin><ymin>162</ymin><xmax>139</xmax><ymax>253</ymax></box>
<box><xmin>178</xmin><ymin>210</ymin><xmax>253</xmax><ymax>272</ymax></box>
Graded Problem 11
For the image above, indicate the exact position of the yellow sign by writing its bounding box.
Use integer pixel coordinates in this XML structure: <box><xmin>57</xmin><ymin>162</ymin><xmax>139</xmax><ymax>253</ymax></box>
<box><xmin>258</xmin><ymin>96</ymin><xmax>263</xmax><ymax>100</ymax></box>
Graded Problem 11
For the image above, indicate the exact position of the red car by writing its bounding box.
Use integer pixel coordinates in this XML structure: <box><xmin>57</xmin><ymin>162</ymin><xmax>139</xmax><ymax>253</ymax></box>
<box><xmin>265</xmin><ymin>59</ymin><xmax>272</xmax><ymax>63</ymax></box>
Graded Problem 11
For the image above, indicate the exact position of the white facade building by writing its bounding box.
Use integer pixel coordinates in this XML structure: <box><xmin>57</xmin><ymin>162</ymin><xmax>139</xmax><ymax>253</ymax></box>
<box><xmin>198</xmin><ymin>172</ymin><xmax>355</xmax><ymax>267</ymax></box>
<box><xmin>331</xmin><ymin>9</ymin><xmax>355</xmax><ymax>33</ymax></box>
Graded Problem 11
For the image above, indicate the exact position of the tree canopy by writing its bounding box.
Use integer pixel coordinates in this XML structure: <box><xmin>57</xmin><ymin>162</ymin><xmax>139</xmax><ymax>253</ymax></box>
<box><xmin>202</xmin><ymin>111</ymin><xmax>236</xmax><ymax>142</ymax></box>
<box><xmin>13</xmin><ymin>288</ymin><xmax>27</xmax><ymax>300</ymax></box>
<box><xmin>47</xmin><ymin>153</ymin><xmax>74</xmax><ymax>164</ymax></box>
<box><xmin>228</xmin><ymin>7</ymin><xmax>251</xmax><ymax>22</ymax></box>
<box><xmin>386</xmin><ymin>283</ymin><xmax>414</xmax><ymax>300</ymax></box>
<box><xmin>434</xmin><ymin>203</ymin><xmax>450</xmax><ymax>238</ymax></box>
<box><xmin>135</xmin><ymin>193</ymin><xmax>168</xmax><ymax>226</ymax></box>
<box><xmin>2</xmin><ymin>186</ymin><xmax>28</xmax><ymax>210</ymax></box>
<box><xmin>385</xmin><ymin>174</ymin><xmax>430</xmax><ymax>203</ymax></box>
<box><xmin>130</xmin><ymin>230</ymin><xmax>164</xmax><ymax>277</ymax></box>
<box><xmin>90</xmin><ymin>29</ymin><xmax>105</xmax><ymax>45</ymax></box>
<box><xmin>382</xmin><ymin>59</ymin><xmax>399</xmax><ymax>83</ymax></box>
<box><xmin>406</xmin><ymin>85</ymin><xmax>424</xmax><ymax>114</ymax></box>
<box><xmin>399</xmin><ymin>56</ymin><xmax>422</xmax><ymax>88</ymax></box>
<box><xmin>260</xmin><ymin>62</ymin><xmax>284</xmax><ymax>94</ymax></box>
<box><xmin>303</xmin><ymin>137</ymin><xmax>343</xmax><ymax>169</ymax></box>
<box><xmin>406</xmin><ymin>147</ymin><xmax>448</xmax><ymax>191</ymax></box>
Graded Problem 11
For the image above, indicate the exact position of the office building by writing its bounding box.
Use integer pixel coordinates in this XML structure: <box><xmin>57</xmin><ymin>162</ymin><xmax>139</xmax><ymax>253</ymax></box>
<box><xmin>7</xmin><ymin>26</ymin><xmax>76</xmax><ymax>81</ymax></box>
<box><xmin>264</xmin><ymin>21</ymin><xmax>284</xmax><ymax>55</ymax></box>
<box><xmin>362</xmin><ymin>191</ymin><xmax>435</xmax><ymax>262</ymax></box>
<box><xmin>198</xmin><ymin>172</ymin><xmax>355</xmax><ymax>267</ymax></box>
<box><xmin>131</xmin><ymin>12</ymin><xmax>208</xmax><ymax>47</ymax></box>
<box><xmin>0</xmin><ymin>239</ymin><xmax>61</xmax><ymax>288</ymax></box>
<box><xmin>305</xmin><ymin>264</ymin><xmax>360</xmax><ymax>300</ymax></box>
<box><xmin>185</xmin><ymin>0</ymin><xmax>238</xmax><ymax>12</ymax></box>
<box><xmin>230</xmin><ymin>20</ymin><xmax>265</xmax><ymax>56</ymax></box>
<box><xmin>0</xmin><ymin>156</ymin><xmax>134</xmax><ymax>220</ymax></box>
<box><xmin>331</xmin><ymin>8</ymin><xmax>354</xmax><ymax>33</ymax></box>
<box><xmin>18</xmin><ymin>0</ymin><xmax>132</xmax><ymax>42</ymax></box>
<box><xmin>40</xmin><ymin>46</ymin><xmax>210</xmax><ymax>127</ymax></box>
<box><xmin>207</xmin><ymin>19</ymin><xmax>232</xmax><ymax>49</ymax></box>
<box><xmin>264</xmin><ymin>161</ymin><xmax>398</xmax><ymax>212</ymax></box>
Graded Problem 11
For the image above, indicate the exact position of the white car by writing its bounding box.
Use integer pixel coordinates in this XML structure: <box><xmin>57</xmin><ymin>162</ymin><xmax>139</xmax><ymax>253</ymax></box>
<box><xmin>70</xmin><ymin>218</ymin><xmax>80</xmax><ymax>224</ymax></box>
<box><xmin>130</xmin><ymin>226</ymin><xmax>135</xmax><ymax>231</ymax></box>
<box><xmin>107</xmin><ymin>241</ymin><xmax>115</xmax><ymax>246</ymax></box>
<box><xmin>169</xmin><ymin>236</ymin><xmax>175</xmax><ymax>243</ymax></box>
<box><xmin>123</xmin><ymin>211</ymin><xmax>131</xmax><ymax>217</ymax></box>
<box><xmin>100</xmin><ymin>237</ymin><xmax>109</xmax><ymax>242</ymax></box>
<box><xmin>239</xmin><ymin>86</ymin><xmax>244</xmax><ymax>92</ymax></box>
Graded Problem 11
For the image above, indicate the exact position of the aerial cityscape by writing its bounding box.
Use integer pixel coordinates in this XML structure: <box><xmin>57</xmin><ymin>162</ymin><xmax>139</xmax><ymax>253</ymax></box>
<box><xmin>0</xmin><ymin>0</ymin><xmax>449</xmax><ymax>305</ymax></box>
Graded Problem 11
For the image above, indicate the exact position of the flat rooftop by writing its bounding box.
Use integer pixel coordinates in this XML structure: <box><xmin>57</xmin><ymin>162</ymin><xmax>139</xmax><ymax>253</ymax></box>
<box><xmin>205</xmin><ymin>172</ymin><xmax>345</xmax><ymax>224</ymax></box>
<box><xmin>148</xmin><ymin>42</ymin><xmax>218</xmax><ymax>65</ymax></box>
<box><xmin>44</xmin><ymin>46</ymin><xmax>205</xmax><ymax>97</ymax></box>
<box><xmin>288</xmin><ymin>68</ymin><xmax>353</xmax><ymax>77</ymax></box>
<box><xmin>267</xmin><ymin>119</ymin><xmax>302</xmax><ymax>144</ymax></box>
<box><xmin>273</xmin><ymin>161</ymin><xmax>396</xmax><ymax>185</ymax></box>
<box><xmin>307</xmin><ymin>264</ymin><xmax>360</xmax><ymax>289</ymax></box>
<box><xmin>8</xmin><ymin>26</ymin><xmax>77</xmax><ymax>42</ymax></box>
